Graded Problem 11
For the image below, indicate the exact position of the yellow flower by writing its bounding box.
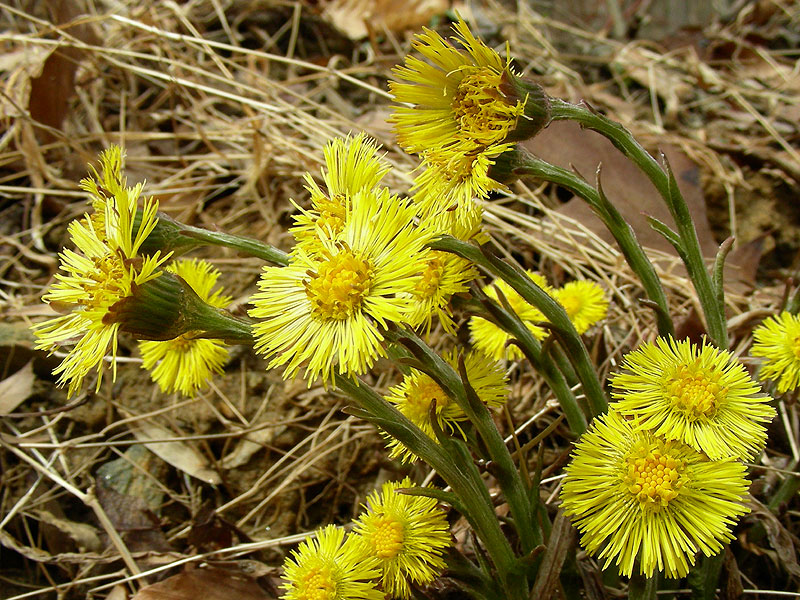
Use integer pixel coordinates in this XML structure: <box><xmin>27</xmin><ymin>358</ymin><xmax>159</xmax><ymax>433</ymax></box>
<box><xmin>561</xmin><ymin>410</ymin><xmax>750</xmax><ymax>578</ymax></box>
<box><xmin>250</xmin><ymin>189</ymin><xmax>433</xmax><ymax>385</ymax></box>
<box><xmin>139</xmin><ymin>259</ymin><xmax>231</xmax><ymax>396</ymax></box>
<box><xmin>32</xmin><ymin>146</ymin><xmax>168</xmax><ymax>397</ymax></box>
<box><xmin>291</xmin><ymin>134</ymin><xmax>390</xmax><ymax>251</ymax></box>
<box><xmin>751</xmin><ymin>311</ymin><xmax>800</xmax><ymax>393</ymax></box>
<box><xmin>553</xmin><ymin>280</ymin><xmax>608</xmax><ymax>335</ymax></box>
<box><xmin>281</xmin><ymin>525</ymin><xmax>382</xmax><ymax>600</ymax></box>
<box><xmin>406</xmin><ymin>250</ymin><xmax>478</xmax><ymax>334</ymax></box>
<box><xmin>353</xmin><ymin>477</ymin><xmax>451</xmax><ymax>599</ymax></box>
<box><xmin>611</xmin><ymin>337</ymin><xmax>775</xmax><ymax>460</ymax></box>
<box><xmin>469</xmin><ymin>273</ymin><xmax>552</xmax><ymax>361</ymax></box>
<box><xmin>383</xmin><ymin>350</ymin><xmax>508</xmax><ymax>463</ymax></box>
<box><xmin>390</xmin><ymin>19</ymin><xmax>524</xmax><ymax>154</ymax></box>
<box><xmin>411</xmin><ymin>140</ymin><xmax>513</xmax><ymax>217</ymax></box>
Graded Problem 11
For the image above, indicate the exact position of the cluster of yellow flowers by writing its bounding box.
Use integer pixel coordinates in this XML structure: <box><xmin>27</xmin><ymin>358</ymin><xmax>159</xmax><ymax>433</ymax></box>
<box><xmin>30</xmin><ymin>14</ymin><xmax>798</xmax><ymax>596</ymax></box>
<box><xmin>561</xmin><ymin>337</ymin><xmax>776</xmax><ymax>578</ymax></box>
<box><xmin>282</xmin><ymin>478</ymin><xmax>450</xmax><ymax>600</ymax></box>
<box><xmin>470</xmin><ymin>274</ymin><xmax>608</xmax><ymax>360</ymax></box>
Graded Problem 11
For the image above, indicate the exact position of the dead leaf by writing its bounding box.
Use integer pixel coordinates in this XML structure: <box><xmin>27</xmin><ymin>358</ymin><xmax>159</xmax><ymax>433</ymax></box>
<box><xmin>32</xmin><ymin>509</ymin><xmax>102</xmax><ymax>552</ymax></box>
<box><xmin>747</xmin><ymin>497</ymin><xmax>800</xmax><ymax>580</ymax></box>
<box><xmin>530</xmin><ymin>510</ymin><xmax>575</xmax><ymax>600</ymax></box>
<box><xmin>523</xmin><ymin>120</ymin><xmax>762</xmax><ymax>292</ymax></box>
<box><xmin>132</xmin><ymin>566</ymin><xmax>275</xmax><ymax>600</ymax></box>
<box><xmin>28</xmin><ymin>1</ymin><xmax>100</xmax><ymax>140</ymax></box>
<box><xmin>321</xmin><ymin>0</ymin><xmax>448</xmax><ymax>40</ymax></box>
<box><xmin>128</xmin><ymin>421</ymin><xmax>222</xmax><ymax>485</ymax></box>
<box><xmin>0</xmin><ymin>361</ymin><xmax>35</xmax><ymax>415</ymax></box>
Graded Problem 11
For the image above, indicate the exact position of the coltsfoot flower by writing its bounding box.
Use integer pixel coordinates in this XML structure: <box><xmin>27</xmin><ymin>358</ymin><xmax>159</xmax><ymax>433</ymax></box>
<box><xmin>751</xmin><ymin>311</ymin><xmax>800</xmax><ymax>393</ymax></box>
<box><xmin>291</xmin><ymin>134</ymin><xmax>390</xmax><ymax>251</ymax></box>
<box><xmin>561</xmin><ymin>410</ymin><xmax>750</xmax><ymax>578</ymax></box>
<box><xmin>250</xmin><ymin>189</ymin><xmax>433</xmax><ymax>385</ymax></box>
<box><xmin>281</xmin><ymin>525</ymin><xmax>382</xmax><ymax>600</ymax></box>
<box><xmin>390</xmin><ymin>19</ymin><xmax>542</xmax><ymax>154</ymax></box>
<box><xmin>139</xmin><ymin>259</ymin><xmax>231</xmax><ymax>396</ymax></box>
<box><xmin>411</xmin><ymin>140</ymin><xmax>514</xmax><ymax>217</ymax></box>
<box><xmin>32</xmin><ymin>146</ymin><xmax>168</xmax><ymax>397</ymax></box>
<box><xmin>353</xmin><ymin>477</ymin><xmax>451</xmax><ymax>598</ymax></box>
<box><xmin>469</xmin><ymin>273</ymin><xmax>552</xmax><ymax>361</ymax></box>
<box><xmin>553</xmin><ymin>280</ymin><xmax>608</xmax><ymax>335</ymax></box>
<box><xmin>406</xmin><ymin>250</ymin><xmax>478</xmax><ymax>334</ymax></box>
<box><xmin>611</xmin><ymin>337</ymin><xmax>775</xmax><ymax>460</ymax></box>
<box><xmin>383</xmin><ymin>350</ymin><xmax>508</xmax><ymax>463</ymax></box>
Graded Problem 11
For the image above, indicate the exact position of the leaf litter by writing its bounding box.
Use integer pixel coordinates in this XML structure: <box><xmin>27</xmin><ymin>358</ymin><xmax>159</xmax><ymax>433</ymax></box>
<box><xmin>0</xmin><ymin>1</ymin><xmax>798</xmax><ymax>598</ymax></box>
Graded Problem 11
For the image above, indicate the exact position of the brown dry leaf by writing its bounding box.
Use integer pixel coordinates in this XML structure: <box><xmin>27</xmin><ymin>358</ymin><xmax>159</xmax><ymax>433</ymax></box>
<box><xmin>747</xmin><ymin>497</ymin><xmax>800</xmax><ymax>580</ymax></box>
<box><xmin>523</xmin><ymin>120</ymin><xmax>762</xmax><ymax>290</ymax></box>
<box><xmin>128</xmin><ymin>421</ymin><xmax>222</xmax><ymax>485</ymax></box>
<box><xmin>32</xmin><ymin>509</ymin><xmax>102</xmax><ymax>553</ymax></box>
<box><xmin>132</xmin><ymin>566</ymin><xmax>275</xmax><ymax>600</ymax></box>
<box><xmin>321</xmin><ymin>0</ymin><xmax>448</xmax><ymax>40</ymax></box>
<box><xmin>27</xmin><ymin>1</ymin><xmax>100</xmax><ymax>139</ymax></box>
<box><xmin>530</xmin><ymin>510</ymin><xmax>575</xmax><ymax>600</ymax></box>
<box><xmin>0</xmin><ymin>360</ymin><xmax>35</xmax><ymax>415</ymax></box>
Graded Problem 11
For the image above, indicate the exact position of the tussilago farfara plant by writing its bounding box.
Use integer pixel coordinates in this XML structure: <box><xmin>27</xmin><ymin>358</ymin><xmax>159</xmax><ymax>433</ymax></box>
<box><xmin>32</xmin><ymin>17</ymin><xmax>789</xmax><ymax>600</ymax></box>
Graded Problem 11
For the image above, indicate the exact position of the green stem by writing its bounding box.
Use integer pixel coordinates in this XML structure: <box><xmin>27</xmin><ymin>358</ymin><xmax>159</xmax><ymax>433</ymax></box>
<box><xmin>335</xmin><ymin>375</ymin><xmax>527</xmax><ymax>600</ymax></box>
<box><xmin>432</xmin><ymin>236</ymin><xmax>608</xmax><ymax>417</ymax></box>
<box><xmin>509</xmin><ymin>151</ymin><xmax>674</xmax><ymax>339</ymax></box>
<box><xmin>628</xmin><ymin>573</ymin><xmax>658</xmax><ymax>600</ymax></box>
<box><xmin>549</xmin><ymin>99</ymin><xmax>726</xmax><ymax>348</ymax></box>
<box><xmin>181</xmin><ymin>224</ymin><xmax>290</xmax><ymax>266</ymax></box>
<box><xmin>468</xmin><ymin>294</ymin><xmax>587</xmax><ymax>433</ymax></box>
<box><xmin>397</xmin><ymin>330</ymin><xmax>542</xmax><ymax>556</ymax></box>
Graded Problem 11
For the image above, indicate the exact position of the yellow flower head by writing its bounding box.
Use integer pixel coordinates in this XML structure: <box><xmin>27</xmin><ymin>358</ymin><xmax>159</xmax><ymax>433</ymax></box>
<box><xmin>32</xmin><ymin>146</ymin><xmax>168</xmax><ymax>397</ymax></box>
<box><xmin>553</xmin><ymin>280</ymin><xmax>609</xmax><ymax>335</ymax></box>
<box><xmin>390</xmin><ymin>19</ymin><xmax>524</xmax><ymax>154</ymax></box>
<box><xmin>751</xmin><ymin>311</ymin><xmax>800</xmax><ymax>393</ymax></box>
<box><xmin>411</xmin><ymin>140</ymin><xmax>513</xmax><ymax>217</ymax></box>
<box><xmin>292</xmin><ymin>134</ymin><xmax>390</xmax><ymax>251</ymax></box>
<box><xmin>281</xmin><ymin>525</ymin><xmax>382</xmax><ymax>600</ymax></box>
<box><xmin>353</xmin><ymin>477</ymin><xmax>451</xmax><ymax>599</ymax></box>
<box><xmin>406</xmin><ymin>250</ymin><xmax>478</xmax><ymax>334</ymax></box>
<box><xmin>250</xmin><ymin>189</ymin><xmax>433</xmax><ymax>386</ymax></box>
<box><xmin>139</xmin><ymin>259</ymin><xmax>232</xmax><ymax>396</ymax></box>
<box><xmin>383</xmin><ymin>350</ymin><xmax>508</xmax><ymax>463</ymax></box>
<box><xmin>611</xmin><ymin>337</ymin><xmax>775</xmax><ymax>460</ymax></box>
<box><xmin>561</xmin><ymin>410</ymin><xmax>750</xmax><ymax>578</ymax></box>
<box><xmin>469</xmin><ymin>273</ymin><xmax>552</xmax><ymax>361</ymax></box>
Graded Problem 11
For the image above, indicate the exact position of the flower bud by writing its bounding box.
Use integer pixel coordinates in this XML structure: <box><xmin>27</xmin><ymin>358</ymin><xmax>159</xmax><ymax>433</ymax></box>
<box><xmin>109</xmin><ymin>270</ymin><xmax>253</xmax><ymax>343</ymax></box>
<box><xmin>500</xmin><ymin>72</ymin><xmax>551</xmax><ymax>142</ymax></box>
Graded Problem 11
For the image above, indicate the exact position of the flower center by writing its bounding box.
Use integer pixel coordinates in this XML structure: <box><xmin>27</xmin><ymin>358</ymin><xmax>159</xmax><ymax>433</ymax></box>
<box><xmin>624</xmin><ymin>449</ymin><xmax>684</xmax><ymax>510</ymax></box>
<box><xmin>414</xmin><ymin>253</ymin><xmax>444</xmax><ymax>299</ymax></box>
<box><xmin>664</xmin><ymin>361</ymin><xmax>725</xmax><ymax>420</ymax></box>
<box><xmin>405</xmin><ymin>377</ymin><xmax>449</xmax><ymax>422</ymax></box>
<box><xmin>305</xmin><ymin>249</ymin><xmax>372</xmax><ymax>321</ymax></box>
<box><xmin>298</xmin><ymin>564</ymin><xmax>336</xmax><ymax>600</ymax></box>
<box><xmin>559</xmin><ymin>294</ymin><xmax>582</xmax><ymax>318</ymax></box>
<box><xmin>452</xmin><ymin>68</ymin><xmax>518</xmax><ymax>146</ymax></box>
<box><xmin>368</xmin><ymin>515</ymin><xmax>405</xmax><ymax>559</ymax></box>
<box><xmin>316</xmin><ymin>196</ymin><xmax>346</xmax><ymax>237</ymax></box>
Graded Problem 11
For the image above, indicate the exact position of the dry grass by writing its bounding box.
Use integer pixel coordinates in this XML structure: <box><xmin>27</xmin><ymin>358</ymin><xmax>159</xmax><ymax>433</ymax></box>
<box><xmin>1</xmin><ymin>1</ymin><xmax>799</xmax><ymax>598</ymax></box>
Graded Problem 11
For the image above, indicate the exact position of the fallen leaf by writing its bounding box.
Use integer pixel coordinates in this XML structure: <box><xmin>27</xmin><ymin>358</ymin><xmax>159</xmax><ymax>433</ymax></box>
<box><xmin>32</xmin><ymin>509</ymin><xmax>102</xmax><ymax>552</ymax></box>
<box><xmin>321</xmin><ymin>0</ymin><xmax>448</xmax><ymax>40</ymax></box>
<box><xmin>128</xmin><ymin>421</ymin><xmax>222</xmax><ymax>485</ymax></box>
<box><xmin>132</xmin><ymin>566</ymin><xmax>275</xmax><ymax>600</ymax></box>
<box><xmin>530</xmin><ymin>510</ymin><xmax>575</xmax><ymax>600</ymax></box>
<box><xmin>747</xmin><ymin>497</ymin><xmax>800</xmax><ymax>580</ymax></box>
<box><xmin>0</xmin><ymin>361</ymin><xmax>35</xmax><ymax>415</ymax></box>
<box><xmin>522</xmin><ymin>120</ymin><xmax>762</xmax><ymax>291</ymax></box>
